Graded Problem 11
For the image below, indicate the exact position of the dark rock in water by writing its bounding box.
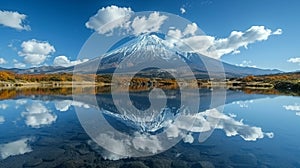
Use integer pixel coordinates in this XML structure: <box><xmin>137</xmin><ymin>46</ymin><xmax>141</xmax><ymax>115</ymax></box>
<box><xmin>171</xmin><ymin>160</ymin><xmax>188</xmax><ymax>168</ymax></box>
<box><xmin>120</xmin><ymin>161</ymin><xmax>149</xmax><ymax>168</ymax></box>
<box><xmin>180</xmin><ymin>153</ymin><xmax>202</xmax><ymax>162</ymax></box>
<box><xmin>23</xmin><ymin>158</ymin><xmax>43</xmax><ymax>167</ymax></box>
<box><xmin>71</xmin><ymin>133</ymin><xmax>90</xmax><ymax>141</ymax></box>
<box><xmin>77</xmin><ymin>149</ymin><xmax>90</xmax><ymax>155</ymax></box>
<box><xmin>146</xmin><ymin>158</ymin><xmax>172</xmax><ymax>168</ymax></box>
<box><xmin>229</xmin><ymin>153</ymin><xmax>258</xmax><ymax>166</ymax></box>
<box><xmin>199</xmin><ymin>161</ymin><xmax>216</xmax><ymax>168</ymax></box>
<box><xmin>200</xmin><ymin>150</ymin><xmax>222</xmax><ymax>156</ymax></box>
<box><xmin>58</xmin><ymin>160</ymin><xmax>84</xmax><ymax>168</ymax></box>
<box><xmin>39</xmin><ymin>148</ymin><xmax>65</xmax><ymax>162</ymax></box>
<box><xmin>191</xmin><ymin>162</ymin><xmax>203</xmax><ymax>168</ymax></box>
<box><xmin>35</xmin><ymin>137</ymin><xmax>62</xmax><ymax>146</ymax></box>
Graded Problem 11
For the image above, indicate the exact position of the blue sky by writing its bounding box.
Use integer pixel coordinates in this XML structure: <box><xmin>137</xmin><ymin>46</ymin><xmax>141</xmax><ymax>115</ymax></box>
<box><xmin>0</xmin><ymin>0</ymin><xmax>299</xmax><ymax>72</ymax></box>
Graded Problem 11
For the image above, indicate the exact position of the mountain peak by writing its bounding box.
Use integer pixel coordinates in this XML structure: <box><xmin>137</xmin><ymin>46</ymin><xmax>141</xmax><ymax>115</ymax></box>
<box><xmin>109</xmin><ymin>34</ymin><xmax>173</xmax><ymax>55</ymax></box>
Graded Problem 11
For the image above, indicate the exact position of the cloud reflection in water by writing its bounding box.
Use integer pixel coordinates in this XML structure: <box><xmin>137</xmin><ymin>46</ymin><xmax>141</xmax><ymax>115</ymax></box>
<box><xmin>0</xmin><ymin>138</ymin><xmax>33</xmax><ymax>159</ymax></box>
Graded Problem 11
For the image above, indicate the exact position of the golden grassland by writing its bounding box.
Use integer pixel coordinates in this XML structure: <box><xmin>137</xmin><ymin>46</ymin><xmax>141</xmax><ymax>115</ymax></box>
<box><xmin>0</xmin><ymin>71</ymin><xmax>299</xmax><ymax>98</ymax></box>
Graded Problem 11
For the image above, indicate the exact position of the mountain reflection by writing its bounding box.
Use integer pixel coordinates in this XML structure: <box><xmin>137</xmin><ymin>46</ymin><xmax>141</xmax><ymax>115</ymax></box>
<box><xmin>0</xmin><ymin>88</ymin><xmax>274</xmax><ymax>161</ymax></box>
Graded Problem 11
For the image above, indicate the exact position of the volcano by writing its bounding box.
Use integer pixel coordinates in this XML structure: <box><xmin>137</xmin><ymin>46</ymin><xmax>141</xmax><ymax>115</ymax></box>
<box><xmin>8</xmin><ymin>34</ymin><xmax>281</xmax><ymax>77</ymax></box>
<box><xmin>71</xmin><ymin>34</ymin><xmax>281</xmax><ymax>77</ymax></box>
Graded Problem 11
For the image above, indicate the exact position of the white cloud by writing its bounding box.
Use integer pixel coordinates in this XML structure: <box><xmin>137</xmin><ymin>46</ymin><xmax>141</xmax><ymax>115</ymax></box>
<box><xmin>0</xmin><ymin>116</ymin><xmax>5</xmax><ymax>124</ymax></box>
<box><xmin>0</xmin><ymin>58</ymin><xmax>7</xmax><ymax>64</ymax></box>
<box><xmin>86</xmin><ymin>6</ymin><xmax>168</xmax><ymax>36</ymax></box>
<box><xmin>18</xmin><ymin>39</ymin><xmax>55</xmax><ymax>65</ymax></box>
<box><xmin>273</xmin><ymin>28</ymin><xmax>282</xmax><ymax>35</ymax></box>
<box><xmin>0</xmin><ymin>138</ymin><xmax>33</xmax><ymax>159</ymax></box>
<box><xmin>287</xmin><ymin>57</ymin><xmax>300</xmax><ymax>64</ymax></box>
<box><xmin>14</xmin><ymin>62</ymin><xmax>26</xmax><ymax>68</ymax></box>
<box><xmin>212</xmin><ymin>26</ymin><xmax>280</xmax><ymax>57</ymax></box>
<box><xmin>0</xmin><ymin>103</ymin><xmax>8</xmax><ymax>110</ymax></box>
<box><xmin>183</xmin><ymin>23</ymin><xmax>197</xmax><ymax>36</ymax></box>
<box><xmin>54</xmin><ymin>100</ymin><xmax>90</xmax><ymax>112</ymax></box>
<box><xmin>180</xmin><ymin>7</ymin><xmax>186</xmax><ymax>14</ymax></box>
<box><xmin>85</xmin><ymin>5</ymin><xmax>133</xmax><ymax>35</ymax></box>
<box><xmin>53</xmin><ymin>55</ymin><xmax>89</xmax><ymax>67</ymax></box>
<box><xmin>0</xmin><ymin>10</ymin><xmax>30</xmax><ymax>30</ymax></box>
<box><xmin>21</xmin><ymin>102</ymin><xmax>57</xmax><ymax>128</ymax></box>
<box><xmin>166</xmin><ymin>24</ymin><xmax>282</xmax><ymax>59</ymax></box>
<box><xmin>236</xmin><ymin>60</ymin><xmax>257</xmax><ymax>68</ymax></box>
<box><xmin>131</xmin><ymin>12</ymin><xmax>168</xmax><ymax>36</ymax></box>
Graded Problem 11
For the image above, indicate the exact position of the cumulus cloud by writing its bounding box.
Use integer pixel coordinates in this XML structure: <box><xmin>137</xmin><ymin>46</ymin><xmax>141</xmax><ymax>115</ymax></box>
<box><xmin>85</xmin><ymin>5</ymin><xmax>133</xmax><ymax>35</ymax></box>
<box><xmin>166</xmin><ymin>24</ymin><xmax>282</xmax><ymax>59</ymax></box>
<box><xmin>0</xmin><ymin>103</ymin><xmax>8</xmax><ymax>110</ymax></box>
<box><xmin>86</xmin><ymin>6</ymin><xmax>168</xmax><ymax>36</ymax></box>
<box><xmin>180</xmin><ymin>7</ymin><xmax>186</xmax><ymax>14</ymax></box>
<box><xmin>236</xmin><ymin>60</ymin><xmax>257</xmax><ymax>68</ymax></box>
<box><xmin>21</xmin><ymin>102</ymin><xmax>57</xmax><ymax>128</ymax></box>
<box><xmin>131</xmin><ymin>12</ymin><xmax>168</xmax><ymax>36</ymax></box>
<box><xmin>18</xmin><ymin>39</ymin><xmax>55</xmax><ymax>65</ymax></box>
<box><xmin>0</xmin><ymin>58</ymin><xmax>7</xmax><ymax>64</ymax></box>
<box><xmin>0</xmin><ymin>10</ymin><xmax>30</xmax><ymax>30</ymax></box>
<box><xmin>54</xmin><ymin>100</ymin><xmax>90</xmax><ymax>112</ymax></box>
<box><xmin>53</xmin><ymin>55</ymin><xmax>89</xmax><ymax>67</ymax></box>
<box><xmin>0</xmin><ymin>138</ymin><xmax>33</xmax><ymax>159</ymax></box>
<box><xmin>287</xmin><ymin>57</ymin><xmax>300</xmax><ymax>64</ymax></box>
<box><xmin>0</xmin><ymin>116</ymin><xmax>5</xmax><ymax>124</ymax></box>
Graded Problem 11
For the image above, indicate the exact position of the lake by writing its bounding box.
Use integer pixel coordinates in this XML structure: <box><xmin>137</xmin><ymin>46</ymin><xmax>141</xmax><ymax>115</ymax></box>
<box><xmin>0</xmin><ymin>87</ymin><xmax>299</xmax><ymax>167</ymax></box>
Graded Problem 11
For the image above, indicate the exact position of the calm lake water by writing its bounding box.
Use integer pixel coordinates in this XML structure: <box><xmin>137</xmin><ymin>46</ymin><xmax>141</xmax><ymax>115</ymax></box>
<box><xmin>0</xmin><ymin>88</ymin><xmax>299</xmax><ymax>168</ymax></box>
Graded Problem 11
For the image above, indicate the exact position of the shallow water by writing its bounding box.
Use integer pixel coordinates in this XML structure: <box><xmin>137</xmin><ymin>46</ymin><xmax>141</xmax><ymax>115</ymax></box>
<box><xmin>0</xmin><ymin>88</ymin><xmax>299</xmax><ymax>168</ymax></box>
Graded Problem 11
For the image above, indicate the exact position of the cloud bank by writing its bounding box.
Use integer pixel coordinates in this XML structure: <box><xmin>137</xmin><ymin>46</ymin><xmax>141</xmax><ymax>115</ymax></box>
<box><xmin>53</xmin><ymin>55</ymin><xmax>89</xmax><ymax>67</ymax></box>
<box><xmin>85</xmin><ymin>5</ymin><xmax>133</xmax><ymax>35</ymax></box>
<box><xmin>287</xmin><ymin>57</ymin><xmax>300</xmax><ymax>64</ymax></box>
<box><xmin>0</xmin><ymin>10</ymin><xmax>30</xmax><ymax>30</ymax></box>
<box><xmin>166</xmin><ymin>24</ymin><xmax>282</xmax><ymax>59</ymax></box>
<box><xmin>86</xmin><ymin>5</ymin><xmax>282</xmax><ymax>59</ymax></box>
<box><xmin>86</xmin><ymin>5</ymin><xmax>167</xmax><ymax>36</ymax></box>
<box><xmin>18</xmin><ymin>39</ymin><xmax>55</xmax><ymax>65</ymax></box>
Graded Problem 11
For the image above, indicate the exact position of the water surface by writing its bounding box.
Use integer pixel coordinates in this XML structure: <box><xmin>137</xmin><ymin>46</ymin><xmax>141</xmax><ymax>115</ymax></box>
<box><xmin>0</xmin><ymin>88</ymin><xmax>299</xmax><ymax>167</ymax></box>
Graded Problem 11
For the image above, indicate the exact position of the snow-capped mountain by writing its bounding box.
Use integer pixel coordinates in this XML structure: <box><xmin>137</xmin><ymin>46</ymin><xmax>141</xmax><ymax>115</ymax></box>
<box><xmin>70</xmin><ymin>34</ymin><xmax>281</xmax><ymax>77</ymax></box>
<box><xmin>2</xmin><ymin>34</ymin><xmax>281</xmax><ymax>77</ymax></box>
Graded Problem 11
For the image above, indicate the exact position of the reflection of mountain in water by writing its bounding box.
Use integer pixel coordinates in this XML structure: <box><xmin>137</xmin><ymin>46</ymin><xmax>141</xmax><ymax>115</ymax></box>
<box><xmin>0</xmin><ymin>88</ymin><xmax>275</xmax><ymax>160</ymax></box>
